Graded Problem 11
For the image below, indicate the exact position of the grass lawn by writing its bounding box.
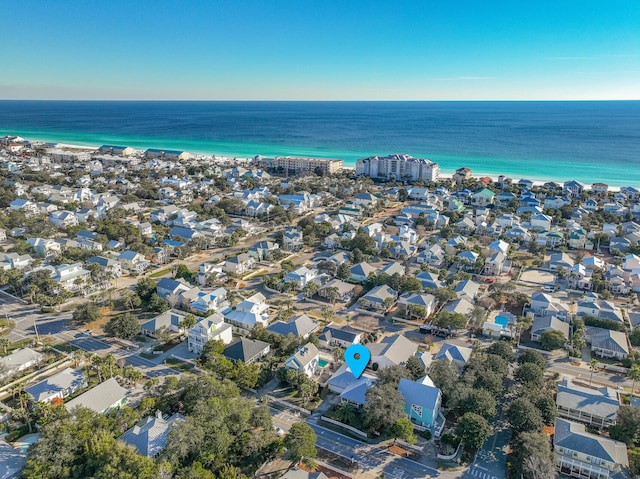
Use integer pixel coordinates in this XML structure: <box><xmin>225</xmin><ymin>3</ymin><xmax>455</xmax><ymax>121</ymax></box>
<box><xmin>55</xmin><ymin>342</ymin><xmax>81</xmax><ymax>353</ymax></box>
<box><xmin>165</xmin><ymin>358</ymin><xmax>195</xmax><ymax>373</ymax></box>
<box><xmin>148</xmin><ymin>268</ymin><xmax>172</xmax><ymax>278</ymax></box>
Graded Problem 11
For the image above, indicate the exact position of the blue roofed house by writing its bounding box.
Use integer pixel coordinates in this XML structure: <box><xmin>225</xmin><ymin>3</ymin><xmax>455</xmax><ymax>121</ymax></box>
<box><xmin>284</xmin><ymin>266</ymin><xmax>318</xmax><ymax>290</ymax></box>
<box><xmin>189</xmin><ymin>287</ymin><xmax>228</xmax><ymax>314</ymax></box>
<box><xmin>398</xmin><ymin>377</ymin><xmax>444</xmax><ymax>435</ymax></box>
<box><xmin>119</xmin><ymin>410</ymin><xmax>183</xmax><ymax>458</ymax></box>
<box><xmin>118</xmin><ymin>250</ymin><xmax>150</xmax><ymax>274</ymax></box>
<box><xmin>350</xmin><ymin>262</ymin><xmax>376</xmax><ymax>283</ymax></box>
<box><xmin>267</xmin><ymin>314</ymin><xmax>320</xmax><ymax>339</ymax></box>
<box><xmin>556</xmin><ymin>378</ymin><xmax>620</xmax><ymax>429</ymax></box>
<box><xmin>155</xmin><ymin>277</ymin><xmax>191</xmax><ymax>300</ymax></box>
<box><xmin>433</xmin><ymin>342</ymin><xmax>473</xmax><ymax>369</ymax></box>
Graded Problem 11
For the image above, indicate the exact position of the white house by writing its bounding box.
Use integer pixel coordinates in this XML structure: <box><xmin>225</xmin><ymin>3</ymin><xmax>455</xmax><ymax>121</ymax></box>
<box><xmin>188</xmin><ymin>313</ymin><xmax>233</xmax><ymax>354</ymax></box>
<box><xmin>285</xmin><ymin>343</ymin><xmax>320</xmax><ymax>378</ymax></box>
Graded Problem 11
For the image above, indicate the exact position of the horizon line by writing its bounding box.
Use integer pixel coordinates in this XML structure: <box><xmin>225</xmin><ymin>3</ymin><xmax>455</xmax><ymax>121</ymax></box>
<box><xmin>1</xmin><ymin>98</ymin><xmax>640</xmax><ymax>103</ymax></box>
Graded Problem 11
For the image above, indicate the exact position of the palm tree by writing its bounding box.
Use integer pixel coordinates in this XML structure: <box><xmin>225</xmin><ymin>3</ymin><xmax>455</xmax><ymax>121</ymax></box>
<box><xmin>334</xmin><ymin>401</ymin><xmax>357</xmax><ymax>425</ymax></box>
<box><xmin>325</xmin><ymin>286</ymin><xmax>340</xmax><ymax>305</ymax></box>
<box><xmin>589</xmin><ymin>358</ymin><xmax>599</xmax><ymax>386</ymax></box>
<box><xmin>0</xmin><ymin>338</ymin><xmax>9</xmax><ymax>356</ymax></box>
<box><xmin>516</xmin><ymin>315</ymin><xmax>533</xmax><ymax>346</ymax></box>
<box><xmin>91</xmin><ymin>354</ymin><xmax>104</xmax><ymax>382</ymax></box>
<box><xmin>629</xmin><ymin>364</ymin><xmax>640</xmax><ymax>397</ymax></box>
<box><xmin>320</xmin><ymin>306</ymin><xmax>335</xmax><ymax>325</ymax></box>
<box><xmin>102</xmin><ymin>354</ymin><xmax>117</xmax><ymax>378</ymax></box>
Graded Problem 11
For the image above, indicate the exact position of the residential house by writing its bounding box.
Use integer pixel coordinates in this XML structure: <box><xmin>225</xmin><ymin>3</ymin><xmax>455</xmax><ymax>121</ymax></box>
<box><xmin>530</xmin><ymin>213</ymin><xmax>553</xmax><ymax>231</ymax></box>
<box><xmin>398</xmin><ymin>377</ymin><xmax>443</xmax><ymax>433</ymax></box>
<box><xmin>432</xmin><ymin>342</ymin><xmax>472</xmax><ymax>369</ymax></box>
<box><xmin>189</xmin><ymin>287</ymin><xmax>228</xmax><ymax>314</ymax></box>
<box><xmin>359</xmin><ymin>284</ymin><xmax>398</xmax><ymax>311</ymax></box>
<box><xmin>350</xmin><ymin>262</ymin><xmax>376</xmax><ymax>283</ymax></box>
<box><xmin>530</xmin><ymin>293</ymin><xmax>570</xmax><ymax>320</ymax></box>
<box><xmin>471</xmin><ymin>188</ymin><xmax>495</xmax><ymax>206</ymax></box>
<box><xmin>282</xmin><ymin>227</ymin><xmax>304</xmax><ymax>251</ymax></box>
<box><xmin>187</xmin><ymin>313</ymin><xmax>233</xmax><ymax>354</ymax></box>
<box><xmin>0</xmin><ymin>348</ymin><xmax>43</xmax><ymax>378</ymax></box>
<box><xmin>285</xmin><ymin>343</ymin><xmax>320</xmax><ymax>378</ymax></box>
<box><xmin>65</xmin><ymin>377</ymin><xmax>128</xmax><ymax>414</ymax></box>
<box><xmin>140</xmin><ymin>310</ymin><xmax>187</xmax><ymax>338</ymax></box>
<box><xmin>284</xmin><ymin>266</ymin><xmax>318</xmax><ymax>290</ymax></box>
<box><xmin>27</xmin><ymin>237</ymin><xmax>61</xmax><ymax>258</ymax></box>
<box><xmin>531</xmin><ymin>316</ymin><xmax>570</xmax><ymax>343</ymax></box>
<box><xmin>550</xmin><ymin>252</ymin><xmax>575</xmax><ymax>272</ymax></box>
<box><xmin>86</xmin><ymin>256</ymin><xmax>122</xmax><ymax>278</ymax></box>
<box><xmin>484</xmin><ymin>251</ymin><xmax>511</xmax><ymax>275</ymax></box>
<box><xmin>25</xmin><ymin>368</ymin><xmax>87</xmax><ymax>403</ymax></box>
<box><xmin>248</xmin><ymin>241</ymin><xmax>280</xmax><ymax>261</ymax></box>
<box><xmin>368</xmin><ymin>335</ymin><xmax>417</xmax><ymax>369</ymax></box>
<box><xmin>267</xmin><ymin>314</ymin><xmax>320</xmax><ymax>339</ymax></box>
<box><xmin>577</xmin><ymin>298</ymin><xmax>624</xmax><ymax>323</ymax></box>
<box><xmin>155</xmin><ymin>278</ymin><xmax>192</xmax><ymax>301</ymax></box>
<box><xmin>223</xmin><ymin>338</ymin><xmax>270</xmax><ymax>364</ymax></box>
<box><xmin>118</xmin><ymin>250</ymin><xmax>149</xmax><ymax>274</ymax></box>
<box><xmin>318</xmin><ymin>325</ymin><xmax>363</xmax><ymax>349</ymax></box>
<box><xmin>563</xmin><ymin>180</ymin><xmax>586</xmax><ymax>198</ymax></box>
<box><xmin>416</xmin><ymin>271</ymin><xmax>445</xmax><ymax>291</ymax></box>
<box><xmin>53</xmin><ymin>263</ymin><xmax>91</xmax><ymax>293</ymax></box>
<box><xmin>118</xmin><ymin>411</ymin><xmax>183</xmax><ymax>458</ymax></box>
<box><xmin>398</xmin><ymin>293</ymin><xmax>437</xmax><ymax>318</ymax></box>
<box><xmin>223</xmin><ymin>253</ymin><xmax>256</xmax><ymax>276</ymax></box>
<box><xmin>49</xmin><ymin>210</ymin><xmax>79</xmax><ymax>229</ymax></box>
<box><xmin>553</xmin><ymin>418</ymin><xmax>628</xmax><ymax>479</ymax></box>
<box><xmin>379</xmin><ymin>261</ymin><xmax>405</xmax><ymax>277</ymax></box>
<box><xmin>317</xmin><ymin>279</ymin><xmax>357</xmax><ymax>303</ymax></box>
<box><xmin>585</xmin><ymin>327</ymin><xmax>629</xmax><ymax>360</ymax></box>
<box><xmin>443</xmin><ymin>297</ymin><xmax>475</xmax><ymax>319</ymax></box>
<box><xmin>9</xmin><ymin>198</ymin><xmax>38</xmax><ymax>215</ymax></box>
<box><xmin>556</xmin><ymin>379</ymin><xmax>619</xmax><ymax>429</ymax></box>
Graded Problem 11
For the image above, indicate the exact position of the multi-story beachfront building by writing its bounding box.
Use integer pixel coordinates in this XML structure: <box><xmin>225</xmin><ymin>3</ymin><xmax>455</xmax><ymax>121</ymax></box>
<box><xmin>255</xmin><ymin>156</ymin><xmax>343</xmax><ymax>175</ymax></box>
<box><xmin>355</xmin><ymin>154</ymin><xmax>439</xmax><ymax>182</ymax></box>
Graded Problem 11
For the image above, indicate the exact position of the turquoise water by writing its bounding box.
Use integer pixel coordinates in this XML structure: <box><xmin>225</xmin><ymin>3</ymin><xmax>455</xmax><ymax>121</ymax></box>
<box><xmin>318</xmin><ymin>359</ymin><xmax>329</xmax><ymax>368</ymax></box>
<box><xmin>2</xmin><ymin>100</ymin><xmax>639</xmax><ymax>185</ymax></box>
<box><xmin>494</xmin><ymin>316</ymin><xmax>511</xmax><ymax>328</ymax></box>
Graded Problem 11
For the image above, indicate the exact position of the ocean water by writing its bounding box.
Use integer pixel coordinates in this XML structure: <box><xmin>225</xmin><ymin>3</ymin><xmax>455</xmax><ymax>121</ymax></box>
<box><xmin>0</xmin><ymin>100</ymin><xmax>639</xmax><ymax>186</ymax></box>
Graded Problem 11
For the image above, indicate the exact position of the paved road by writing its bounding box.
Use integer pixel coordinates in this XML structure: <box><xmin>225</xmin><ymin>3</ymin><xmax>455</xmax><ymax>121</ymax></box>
<box><xmin>549</xmin><ymin>359</ymin><xmax>633</xmax><ymax>390</ymax></box>
<box><xmin>270</xmin><ymin>407</ymin><xmax>438</xmax><ymax>478</ymax></box>
<box><xmin>0</xmin><ymin>290</ymin><xmax>73</xmax><ymax>343</ymax></box>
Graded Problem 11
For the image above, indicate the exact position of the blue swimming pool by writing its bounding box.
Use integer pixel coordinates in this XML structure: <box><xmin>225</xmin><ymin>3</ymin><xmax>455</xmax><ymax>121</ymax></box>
<box><xmin>318</xmin><ymin>359</ymin><xmax>329</xmax><ymax>368</ymax></box>
<box><xmin>494</xmin><ymin>315</ymin><xmax>511</xmax><ymax>328</ymax></box>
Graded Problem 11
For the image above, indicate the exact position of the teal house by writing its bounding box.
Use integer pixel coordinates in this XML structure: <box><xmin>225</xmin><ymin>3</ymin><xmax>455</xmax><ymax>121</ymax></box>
<box><xmin>398</xmin><ymin>377</ymin><xmax>443</xmax><ymax>433</ymax></box>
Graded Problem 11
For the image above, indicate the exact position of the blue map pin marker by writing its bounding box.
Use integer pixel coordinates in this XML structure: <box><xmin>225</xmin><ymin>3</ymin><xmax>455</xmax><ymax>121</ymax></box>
<box><xmin>344</xmin><ymin>344</ymin><xmax>371</xmax><ymax>379</ymax></box>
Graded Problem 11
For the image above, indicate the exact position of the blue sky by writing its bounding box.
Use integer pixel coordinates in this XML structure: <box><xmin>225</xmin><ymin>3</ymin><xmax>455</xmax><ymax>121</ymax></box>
<box><xmin>2</xmin><ymin>0</ymin><xmax>639</xmax><ymax>100</ymax></box>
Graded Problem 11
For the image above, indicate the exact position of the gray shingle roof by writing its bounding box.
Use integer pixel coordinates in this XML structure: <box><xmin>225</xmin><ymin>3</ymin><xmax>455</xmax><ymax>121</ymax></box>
<box><xmin>556</xmin><ymin>379</ymin><xmax>619</xmax><ymax>421</ymax></box>
<box><xmin>554</xmin><ymin>418</ymin><xmax>628</xmax><ymax>466</ymax></box>
<box><xmin>223</xmin><ymin>338</ymin><xmax>270</xmax><ymax>363</ymax></box>
<box><xmin>25</xmin><ymin>368</ymin><xmax>86</xmax><ymax>402</ymax></box>
<box><xmin>118</xmin><ymin>412</ymin><xmax>183</xmax><ymax>457</ymax></box>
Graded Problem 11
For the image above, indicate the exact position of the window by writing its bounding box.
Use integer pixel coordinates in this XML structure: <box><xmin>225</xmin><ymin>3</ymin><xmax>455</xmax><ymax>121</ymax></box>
<box><xmin>586</xmin><ymin>456</ymin><xmax>591</xmax><ymax>463</ymax></box>
<box><xmin>558</xmin><ymin>447</ymin><xmax>564</xmax><ymax>454</ymax></box>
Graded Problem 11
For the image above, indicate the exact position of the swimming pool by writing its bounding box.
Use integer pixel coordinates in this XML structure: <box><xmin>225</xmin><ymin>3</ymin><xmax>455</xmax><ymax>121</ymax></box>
<box><xmin>318</xmin><ymin>359</ymin><xmax>329</xmax><ymax>368</ymax></box>
<box><xmin>494</xmin><ymin>315</ymin><xmax>511</xmax><ymax>329</ymax></box>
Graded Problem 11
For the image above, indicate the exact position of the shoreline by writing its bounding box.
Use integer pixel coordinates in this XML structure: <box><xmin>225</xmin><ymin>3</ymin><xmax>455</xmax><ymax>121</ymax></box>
<box><xmin>5</xmin><ymin>133</ymin><xmax>625</xmax><ymax>190</ymax></box>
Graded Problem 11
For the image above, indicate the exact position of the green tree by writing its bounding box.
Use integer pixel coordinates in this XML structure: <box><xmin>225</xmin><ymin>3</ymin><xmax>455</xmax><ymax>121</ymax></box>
<box><xmin>507</xmin><ymin>397</ymin><xmax>544</xmax><ymax>434</ymax></box>
<box><xmin>486</xmin><ymin>341</ymin><xmax>514</xmax><ymax>362</ymax></box>
<box><xmin>455</xmin><ymin>412</ymin><xmax>491</xmax><ymax>450</ymax></box>
<box><xmin>539</xmin><ymin>329</ymin><xmax>566</xmax><ymax>350</ymax></box>
<box><xmin>378</xmin><ymin>365</ymin><xmax>412</xmax><ymax>388</ymax></box>
<box><xmin>511</xmin><ymin>431</ymin><xmax>554</xmax><ymax>479</ymax></box>
<box><xmin>515</xmin><ymin>363</ymin><xmax>545</xmax><ymax>389</ymax></box>
<box><xmin>336</xmin><ymin>262</ymin><xmax>351</xmax><ymax>281</ymax></box>
<box><xmin>404</xmin><ymin>355</ymin><xmax>426</xmax><ymax>381</ymax></box>
<box><xmin>180</xmin><ymin>313</ymin><xmax>198</xmax><ymax>330</ymax></box>
<box><xmin>364</xmin><ymin>383</ymin><xmax>406</xmax><ymax>435</ymax></box>
<box><xmin>72</xmin><ymin>302</ymin><xmax>101</xmax><ymax>325</ymax></box>
<box><xmin>334</xmin><ymin>402</ymin><xmax>357</xmax><ymax>425</ymax></box>
<box><xmin>174</xmin><ymin>264</ymin><xmax>194</xmax><ymax>284</ymax></box>
<box><xmin>629</xmin><ymin>364</ymin><xmax>640</xmax><ymax>397</ymax></box>
<box><xmin>0</xmin><ymin>337</ymin><xmax>10</xmax><ymax>355</ymax></box>
<box><xmin>283</xmin><ymin>423</ymin><xmax>317</xmax><ymax>463</ymax></box>
<box><xmin>610</xmin><ymin>405</ymin><xmax>640</xmax><ymax>446</ymax></box>
<box><xmin>104</xmin><ymin>313</ymin><xmax>140</xmax><ymax>339</ymax></box>
<box><xmin>461</xmin><ymin>389</ymin><xmax>497</xmax><ymax>418</ymax></box>
<box><xmin>146</xmin><ymin>293</ymin><xmax>169</xmax><ymax>313</ymax></box>
<box><xmin>389</xmin><ymin>417</ymin><xmax>416</xmax><ymax>445</ymax></box>
<box><xmin>517</xmin><ymin>349</ymin><xmax>547</xmax><ymax>370</ymax></box>
<box><xmin>432</xmin><ymin>310</ymin><xmax>467</xmax><ymax>330</ymax></box>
